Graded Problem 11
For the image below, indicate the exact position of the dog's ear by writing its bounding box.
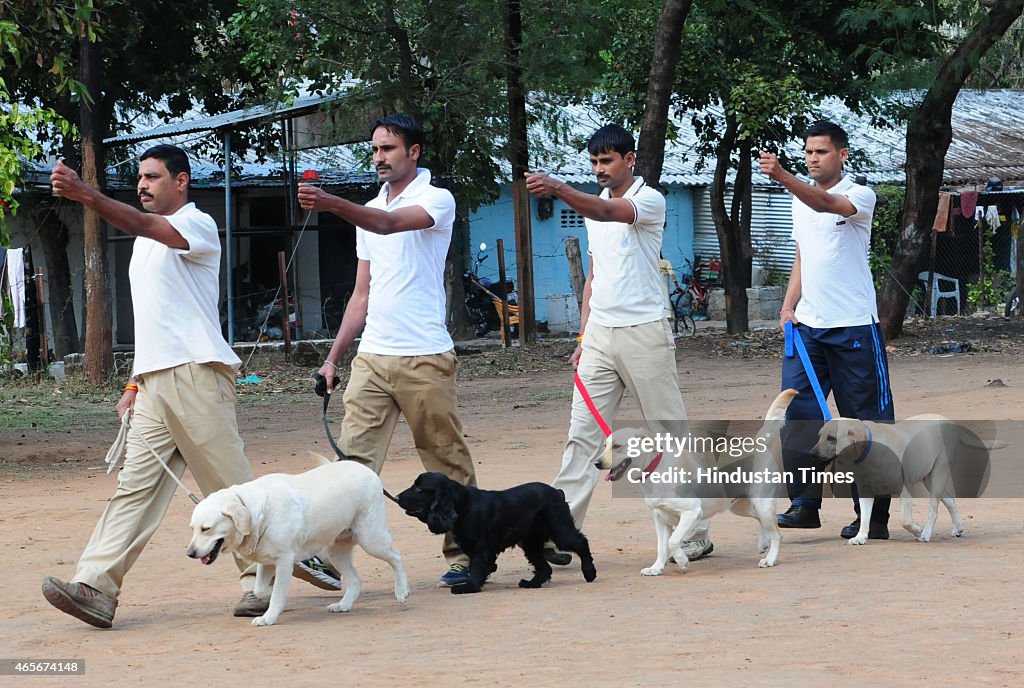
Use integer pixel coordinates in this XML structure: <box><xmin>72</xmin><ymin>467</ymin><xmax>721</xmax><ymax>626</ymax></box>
<box><xmin>842</xmin><ymin>422</ymin><xmax>869</xmax><ymax>453</ymax></box>
<box><xmin>426</xmin><ymin>484</ymin><xmax>458</xmax><ymax>535</ymax></box>
<box><xmin>307</xmin><ymin>450</ymin><xmax>332</xmax><ymax>467</ymax></box>
<box><xmin>221</xmin><ymin>493</ymin><xmax>252</xmax><ymax>537</ymax></box>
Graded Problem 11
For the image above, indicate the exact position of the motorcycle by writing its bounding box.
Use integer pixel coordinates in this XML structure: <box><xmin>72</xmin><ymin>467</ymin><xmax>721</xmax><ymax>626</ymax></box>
<box><xmin>245</xmin><ymin>296</ymin><xmax>299</xmax><ymax>342</ymax></box>
<box><xmin>463</xmin><ymin>242</ymin><xmax>516</xmax><ymax>337</ymax></box>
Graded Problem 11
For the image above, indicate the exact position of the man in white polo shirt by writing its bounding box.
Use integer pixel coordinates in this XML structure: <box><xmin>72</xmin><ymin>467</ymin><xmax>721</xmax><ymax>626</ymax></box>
<box><xmin>760</xmin><ymin>120</ymin><xmax>895</xmax><ymax>541</ymax></box>
<box><xmin>43</xmin><ymin>145</ymin><xmax>262</xmax><ymax>627</ymax></box>
<box><xmin>525</xmin><ymin>124</ymin><xmax>706</xmax><ymax>565</ymax></box>
<box><xmin>298</xmin><ymin>114</ymin><xmax>477</xmax><ymax>588</ymax></box>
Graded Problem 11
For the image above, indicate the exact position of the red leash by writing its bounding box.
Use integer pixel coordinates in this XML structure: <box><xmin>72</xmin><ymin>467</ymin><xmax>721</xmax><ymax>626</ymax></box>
<box><xmin>573</xmin><ymin>370</ymin><xmax>662</xmax><ymax>476</ymax></box>
<box><xmin>574</xmin><ymin>370</ymin><xmax>612</xmax><ymax>437</ymax></box>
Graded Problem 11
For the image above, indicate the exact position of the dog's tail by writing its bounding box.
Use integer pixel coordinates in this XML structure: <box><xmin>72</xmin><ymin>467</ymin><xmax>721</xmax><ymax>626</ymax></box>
<box><xmin>765</xmin><ymin>389</ymin><xmax>799</xmax><ymax>422</ymax></box>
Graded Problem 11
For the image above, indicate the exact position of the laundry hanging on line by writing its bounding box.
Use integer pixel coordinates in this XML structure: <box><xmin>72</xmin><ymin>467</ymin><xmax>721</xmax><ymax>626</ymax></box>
<box><xmin>4</xmin><ymin>247</ymin><xmax>27</xmax><ymax>328</ymax></box>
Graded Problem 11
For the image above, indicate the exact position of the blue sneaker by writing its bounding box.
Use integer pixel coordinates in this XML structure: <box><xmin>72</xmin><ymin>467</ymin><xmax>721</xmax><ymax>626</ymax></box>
<box><xmin>294</xmin><ymin>556</ymin><xmax>342</xmax><ymax>590</ymax></box>
<box><xmin>438</xmin><ymin>563</ymin><xmax>470</xmax><ymax>587</ymax></box>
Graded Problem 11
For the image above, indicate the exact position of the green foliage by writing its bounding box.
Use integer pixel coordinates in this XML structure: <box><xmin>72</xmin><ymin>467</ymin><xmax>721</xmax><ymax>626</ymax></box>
<box><xmin>966</xmin><ymin>239</ymin><xmax>1012</xmax><ymax>313</ymax></box>
<box><xmin>0</xmin><ymin>3</ymin><xmax>89</xmax><ymax>366</ymax></box>
<box><xmin>869</xmin><ymin>184</ymin><xmax>905</xmax><ymax>289</ymax></box>
<box><xmin>225</xmin><ymin>0</ymin><xmax>612</xmax><ymax>214</ymax></box>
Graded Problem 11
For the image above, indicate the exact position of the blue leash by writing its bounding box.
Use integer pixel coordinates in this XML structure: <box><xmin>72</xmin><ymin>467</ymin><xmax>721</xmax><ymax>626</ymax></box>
<box><xmin>784</xmin><ymin>321</ymin><xmax>832</xmax><ymax>421</ymax></box>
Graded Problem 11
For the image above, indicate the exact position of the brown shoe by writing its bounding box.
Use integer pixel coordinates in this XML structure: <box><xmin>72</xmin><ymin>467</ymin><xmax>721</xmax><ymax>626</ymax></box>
<box><xmin>233</xmin><ymin>591</ymin><xmax>269</xmax><ymax>617</ymax></box>
<box><xmin>42</xmin><ymin>576</ymin><xmax>117</xmax><ymax>629</ymax></box>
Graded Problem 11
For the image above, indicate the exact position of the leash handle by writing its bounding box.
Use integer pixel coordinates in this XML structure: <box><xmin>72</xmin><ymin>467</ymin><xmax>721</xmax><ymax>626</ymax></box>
<box><xmin>574</xmin><ymin>371</ymin><xmax>612</xmax><ymax>437</ymax></box>
<box><xmin>315</xmin><ymin>372</ymin><xmax>400</xmax><ymax>504</ymax></box>
<box><xmin>786</xmin><ymin>322</ymin><xmax>832</xmax><ymax>421</ymax></box>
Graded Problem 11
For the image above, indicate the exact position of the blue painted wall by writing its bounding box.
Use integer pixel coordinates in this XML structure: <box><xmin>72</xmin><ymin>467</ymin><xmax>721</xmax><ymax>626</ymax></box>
<box><xmin>468</xmin><ymin>183</ymin><xmax>696</xmax><ymax>323</ymax></box>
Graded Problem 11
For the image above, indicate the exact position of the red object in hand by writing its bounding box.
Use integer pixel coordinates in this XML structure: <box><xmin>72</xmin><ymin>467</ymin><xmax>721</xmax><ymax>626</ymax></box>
<box><xmin>301</xmin><ymin>169</ymin><xmax>320</xmax><ymax>182</ymax></box>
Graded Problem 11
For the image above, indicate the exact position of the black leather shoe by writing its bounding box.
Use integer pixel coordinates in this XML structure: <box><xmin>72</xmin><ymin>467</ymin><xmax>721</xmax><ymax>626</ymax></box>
<box><xmin>840</xmin><ymin>519</ymin><xmax>890</xmax><ymax>540</ymax></box>
<box><xmin>776</xmin><ymin>505</ymin><xmax>821</xmax><ymax>529</ymax></box>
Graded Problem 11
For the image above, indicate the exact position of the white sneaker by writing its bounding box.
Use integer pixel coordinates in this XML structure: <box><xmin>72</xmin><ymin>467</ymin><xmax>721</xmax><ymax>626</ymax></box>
<box><xmin>671</xmin><ymin>539</ymin><xmax>714</xmax><ymax>563</ymax></box>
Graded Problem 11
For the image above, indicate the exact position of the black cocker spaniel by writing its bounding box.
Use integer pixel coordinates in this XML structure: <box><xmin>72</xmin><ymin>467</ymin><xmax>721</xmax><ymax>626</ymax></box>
<box><xmin>397</xmin><ymin>472</ymin><xmax>597</xmax><ymax>594</ymax></box>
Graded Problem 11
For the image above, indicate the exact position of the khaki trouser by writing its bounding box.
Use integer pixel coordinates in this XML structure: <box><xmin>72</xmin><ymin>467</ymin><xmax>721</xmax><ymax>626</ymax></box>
<box><xmin>340</xmin><ymin>351</ymin><xmax>476</xmax><ymax>567</ymax></box>
<box><xmin>554</xmin><ymin>320</ymin><xmax>691</xmax><ymax>529</ymax></box>
<box><xmin>73</xmin><ymin>362</ymin><xmax>256</xmax><ymax>597</ymax></box>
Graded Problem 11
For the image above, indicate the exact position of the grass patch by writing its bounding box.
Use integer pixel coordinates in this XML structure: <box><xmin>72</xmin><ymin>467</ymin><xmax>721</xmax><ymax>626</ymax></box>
<box><xmin>532</xmin><ymin>389</ymin><xmax>572</xmax><ymax>401</ymax></box>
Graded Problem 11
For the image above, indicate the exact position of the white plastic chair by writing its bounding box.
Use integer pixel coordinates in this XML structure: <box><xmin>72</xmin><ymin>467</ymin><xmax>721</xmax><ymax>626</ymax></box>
<box><xmin>918</xmin><ymin>271</ymin><xmax>961</xmax><ymax>316</ymax></box>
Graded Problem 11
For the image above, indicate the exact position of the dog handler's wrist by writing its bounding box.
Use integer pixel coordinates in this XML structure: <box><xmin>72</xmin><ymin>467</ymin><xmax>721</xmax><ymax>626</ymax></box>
<box><xmin>323</xmin><ymin>359</ymin><xmax>338</xmax><ymax>372</ymax></box>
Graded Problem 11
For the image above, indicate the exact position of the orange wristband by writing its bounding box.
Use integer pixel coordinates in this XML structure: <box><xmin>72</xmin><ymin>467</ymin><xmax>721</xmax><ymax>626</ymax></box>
<box><xmin>123</xmin><ymin>383</ymin><xmax>139</xmax><ymax>393</ymax></box>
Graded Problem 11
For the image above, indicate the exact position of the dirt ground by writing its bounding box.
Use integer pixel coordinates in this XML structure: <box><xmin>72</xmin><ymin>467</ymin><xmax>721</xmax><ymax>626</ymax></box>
<box><xmin>2</xmin><ymin>320</ymin><xmax>1023</xmax><ymax>687</ymax></box>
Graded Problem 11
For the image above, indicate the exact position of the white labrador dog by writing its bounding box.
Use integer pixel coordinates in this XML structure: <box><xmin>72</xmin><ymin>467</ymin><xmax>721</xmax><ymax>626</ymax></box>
<box><xmin>811</xmin><ymin>415</ymin><xmax>1004</xmax><ymax>545</ymax></box>
<box><xmin>187</xmin><ymin>457</ymin><xmax>409</xmax><ymax>626</ymax></box>
<box><xmin>595</xmin><ymin>389</ymin><xmax>797</xmax><ymax>575</ymax></box>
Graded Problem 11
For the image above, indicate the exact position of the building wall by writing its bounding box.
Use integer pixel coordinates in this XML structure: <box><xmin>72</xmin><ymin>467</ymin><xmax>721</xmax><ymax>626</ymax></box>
<box><xmin>468</xmin><ymin>183</ymin><xmax>696</xmax><ymax>324</ymax></box>
<box><xmin>692</xmin><ymin>185</ymin><xmax>796</xmax><ymax>284</ymax></box>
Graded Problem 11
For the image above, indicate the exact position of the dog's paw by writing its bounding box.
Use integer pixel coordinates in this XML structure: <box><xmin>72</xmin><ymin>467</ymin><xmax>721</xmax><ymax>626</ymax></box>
<box><xmin>915</xmin><ymin>533</ymin><xmax>932</xmax><ymax>543</ymax></box>
<box><xmin>757</xmin><ymin>556</ymin><xmax>777</xmax><ymax>568</ymax></box>
<box><xmin>394</xmin><ymin>586</ymin><xmax>410</xmax><ymax>604</ymax></box>
<box><xmin>902</xmin><ymin>522</ymin><xmax>923</xmax><ymax>536</ymax></box>
<box><xmin>327</xmin><ymin>601</ymin><xmax>354</xmax><ymax>613</ymax></box>
<box><xmin>518</xmin><ymin>578</ymin><xmax>544</xmax><ymax>589</ymax></box>
<box><xmin>952</xmin><ymin>527</ymin><xmax>964</xmax><ymax>538</ymax></box>
<box><xmin>641</xmin><ymin>565</ymin><xmax>664</xmax><ymax>576</ymax></box>
<box><xmin>848</xmin><ymin>533</ymin><xmax>869</xmax><ymax>546</ymax></box>
<box><xmin>251</xmin><ymin>614</ymin><xmax>277</xmax><ymax>627</ymax></box>
<box><xmin>450</xmin><ymin>583</ymin><xmax>481</xmax><ymax>595</ymax></box>
<box><xmin>582</xmin><ymin>562</ymin><xmax>597</xmax><ymax>582</ymax></box>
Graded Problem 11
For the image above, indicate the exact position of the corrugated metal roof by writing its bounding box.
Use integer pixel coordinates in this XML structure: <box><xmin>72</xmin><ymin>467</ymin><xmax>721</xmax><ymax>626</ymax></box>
<box><xmin>528</xmin><ymin>90</ymin><xmax>1024</xmax><ymax>188</ymax></box>
<box><xmin>104</xmin><ymin>92</ymin><xmax>348</xmax><ymax>145</ymax></box>
<box><xmin>84</xmin><ymin>88</ymin><xmax>1024</xmax><ymax>189</ymax></box>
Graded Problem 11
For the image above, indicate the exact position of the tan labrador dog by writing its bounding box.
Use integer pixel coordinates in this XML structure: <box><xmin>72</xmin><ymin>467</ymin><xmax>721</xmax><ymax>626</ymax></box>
<box><xmin>187</xmin><ymin>456</ymin><xmax>409</xmax><ymax>626</ymax></box>
<box><xmin>595</xmin><ymin>389</ymin><xmax>797</xmax><ymax>575</ymax></box>
<box><xmin>811</xmin><ymin>416</ymin><xmax>1004</xmax><ymax>545</ymax></box>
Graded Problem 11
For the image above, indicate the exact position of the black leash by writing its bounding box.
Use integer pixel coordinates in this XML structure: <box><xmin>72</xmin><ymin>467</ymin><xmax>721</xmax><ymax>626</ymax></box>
<box><xmin>313</xmin><ymin>372</ymin><xmax>400</xmax><ymax>504</ymax></box>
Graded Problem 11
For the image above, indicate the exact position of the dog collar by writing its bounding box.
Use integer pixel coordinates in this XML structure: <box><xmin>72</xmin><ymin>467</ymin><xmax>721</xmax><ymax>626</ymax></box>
<box><xmin>642</xmin><ymin>452</ymin><xmax>664</xmax><ymax>475</ymax></box>
<box><xmin>853</xmin><ymin>427</ymin><xmax>873</xmax><ymax>464</ymax></box>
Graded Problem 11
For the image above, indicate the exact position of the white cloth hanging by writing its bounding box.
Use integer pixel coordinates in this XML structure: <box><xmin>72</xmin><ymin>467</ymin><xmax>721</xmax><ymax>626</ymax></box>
<box><xmin>5</xmin><ymin>247</ymin><xmax>27</xmax><ymax>328</ymax></box>
<box><xmin>985</xmin><ymin>205</ymin><xmax>1002</xmax><ymax>232</ymax></box>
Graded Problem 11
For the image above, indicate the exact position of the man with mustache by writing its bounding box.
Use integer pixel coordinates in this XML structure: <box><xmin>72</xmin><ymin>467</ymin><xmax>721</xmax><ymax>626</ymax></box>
<box><xmin>43</xmin><ymin>145</ymin><xmax>265</xmax><ymax>627</ymax></box>
<box><xmin>297</xmin><ymin>114</ymin><xmax>478</xmax><ymax>589</ymax></box>
<box><xmin>524</xmin><ymin>124</ymin><xmax>703</xmax><ymax>566</ymax></box>
<box><xmin>759</xmin><ymin>120</ymin><xmax>895</xmax><ymax>539</ymax></box>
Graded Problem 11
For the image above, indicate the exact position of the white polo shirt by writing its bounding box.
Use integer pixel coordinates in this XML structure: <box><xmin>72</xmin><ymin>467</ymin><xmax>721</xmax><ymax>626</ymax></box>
<box><xmin>129</xmin><ymin>202</ymin><xmax>240</xmax><ymax>375</ymax></box>
<box><xmin>356</xmin><ymin>168</ymin><xmax>456</xmax><ymax>355</ymax></box>
<box><xmin>585</xmin><ymin>177</ymin><xmax>667</xmax><ymax>327</ymax></box>
<box><xmin>792</xmin><ymin>175</ymin><xmax>878</xmax><ymax>328</ymax></box>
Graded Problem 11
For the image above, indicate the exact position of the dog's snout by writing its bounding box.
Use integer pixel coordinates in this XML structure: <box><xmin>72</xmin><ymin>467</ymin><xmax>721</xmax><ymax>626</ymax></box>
<box><xmin>186</xmin><ymin>547</ymin><xmax>198</xmax><ymax>559</ymax></box>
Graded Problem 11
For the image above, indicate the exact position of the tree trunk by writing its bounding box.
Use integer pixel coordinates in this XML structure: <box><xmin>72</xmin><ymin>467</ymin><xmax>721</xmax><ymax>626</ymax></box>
<box><xmin>877</xmin><ymin>0</ymin><xmax>1024</xmax><ymax>340</ymax></box>
<box><xmin>634</xmin><ymin>0</ymin><xmax>693</xmax><ymax>190</ymax></box>
<box><xmin>710</xmin><ymin>114</ymin><xmax>750</xmax><ymax>334</ymax></box>
<box><xmin>446</xmin><ymin>210</ymin><xmax>473</xmax><ymax>340</ymax></box>
<box><xmin>504</xmin><ymin>0</ymin><xmax>535</xmax><ymax>344</ymax></box>
<box><xmin>33</xmin><ymin>208</ymin><xmax>80</xmax><ymax>358</ymax></box>
<box><xmin>80</xmin><ymin>36</ymin><xmax>112</xmax><ymax>382</ymax></box>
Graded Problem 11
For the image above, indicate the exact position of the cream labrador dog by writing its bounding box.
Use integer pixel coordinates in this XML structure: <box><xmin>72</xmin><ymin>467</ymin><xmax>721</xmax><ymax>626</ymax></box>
<box><xmin>595</xmin><ymin>389</ymin><xmax>797</xmax><ymax>575</ymax></box>
<box><xmin>187</xmin><ymin>457</ymin><xmax>409</xmax><ymax>626</ymax></box>
<box><xmin>811</xmin><ymin>415</ymin><xmax>1003</xmax><ymax>545</ymax></box>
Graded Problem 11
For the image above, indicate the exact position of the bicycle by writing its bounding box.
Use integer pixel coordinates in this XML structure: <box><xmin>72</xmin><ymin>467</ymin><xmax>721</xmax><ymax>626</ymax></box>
<box><xmin>669</xmin><ymin>288</ymin><xmax>697</xmax><ymax>336</ymax></box>
<box><xmin>669</xmin><ymin>256</ymin><xmax>712</xmax><ymax>335</ymax></box>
